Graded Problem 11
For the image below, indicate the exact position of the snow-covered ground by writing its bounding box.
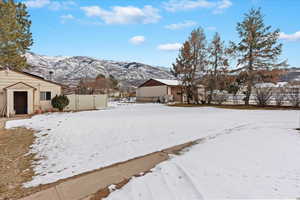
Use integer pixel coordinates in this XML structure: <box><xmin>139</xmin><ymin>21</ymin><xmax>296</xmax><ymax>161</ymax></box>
<box><xmin>6</xmin><ymin>103</ymin><xmax>300</xmax><ymax>195</ymax></box>
<box><xmin>105</xmin><ymin>118</ymin><xmax>300</xmax><ymax>199</ymax></box>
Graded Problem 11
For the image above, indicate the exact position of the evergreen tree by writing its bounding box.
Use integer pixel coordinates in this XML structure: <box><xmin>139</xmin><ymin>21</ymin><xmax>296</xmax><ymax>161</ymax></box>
<box><xmin>206</xmin><ymin>32</ymin><xmax>229</xmax><ymax>104</ymax></box>
<box><xmin>229</xmin><ymin>8</ymin><xmax>286</xmax><ymax>105</ymax></box>
<box><xmin>0</xmin><ymin>0</ymin><xmax>33</xmax><ymax>70</ymax></box>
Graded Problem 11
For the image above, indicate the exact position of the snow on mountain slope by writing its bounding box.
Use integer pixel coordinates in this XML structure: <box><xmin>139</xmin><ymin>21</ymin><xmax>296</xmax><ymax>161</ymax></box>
<box><xmin>25</xmin><ymin>52</ymin><xmax>175</xmax><ymax>87</ymax></box>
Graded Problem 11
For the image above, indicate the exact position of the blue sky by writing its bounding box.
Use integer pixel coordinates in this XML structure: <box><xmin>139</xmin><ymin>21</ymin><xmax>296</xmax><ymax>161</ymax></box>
<box><xmin>19</xmin><ymin>0</ymin><xmax>300</xmax><ymax>68</ymax></box>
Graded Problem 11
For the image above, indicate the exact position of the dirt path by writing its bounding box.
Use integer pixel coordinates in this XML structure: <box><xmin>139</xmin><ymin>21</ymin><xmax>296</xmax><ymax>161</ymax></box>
<box><xmin>0</xmin><ymin>128</ymin><xmax>36</xmax><ymax>200</ymax></box>
<box><xmin>18</xmin><ymin>140</ymin><xmax>200</xmax><ymax>200</ymax></box>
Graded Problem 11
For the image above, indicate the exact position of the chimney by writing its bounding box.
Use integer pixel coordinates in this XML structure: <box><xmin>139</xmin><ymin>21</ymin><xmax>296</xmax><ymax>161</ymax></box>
<box><xmin>49</xmin><ymin>71</ymin><xmax>54</xmax><ymax>81</ymax></box>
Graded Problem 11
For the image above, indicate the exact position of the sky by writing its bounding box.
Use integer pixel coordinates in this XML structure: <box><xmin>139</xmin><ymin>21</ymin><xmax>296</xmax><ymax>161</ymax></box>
<box><xmin>17</xmin><ymin>0</ymin><xmax>300</xmax><ymax>68</ymax></box>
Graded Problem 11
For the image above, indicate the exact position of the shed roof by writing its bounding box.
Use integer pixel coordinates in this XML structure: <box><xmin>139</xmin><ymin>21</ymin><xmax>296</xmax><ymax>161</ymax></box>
<box><xmin>153</xmin><ymin>79</ymin><xmax>182</xmax><ymax>86</ymax></box>
<box><xmin>138</xmin><ymin>78</ymin><xmax>182</xmax><ymax>88</ymax></box>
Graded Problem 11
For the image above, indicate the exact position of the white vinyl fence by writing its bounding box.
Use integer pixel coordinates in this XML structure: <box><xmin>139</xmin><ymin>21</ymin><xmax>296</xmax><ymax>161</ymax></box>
<box><xmin>65</xmin><ymin>94</ymin><xmax>108</xmax><ymax>111</ymax></box>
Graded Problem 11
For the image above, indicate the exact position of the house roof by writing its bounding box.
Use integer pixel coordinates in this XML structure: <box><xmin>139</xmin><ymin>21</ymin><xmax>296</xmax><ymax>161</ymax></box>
<box><xmin>4</xmin><ymin>82</ymin><xmax>37</xmax><ymax>90</ymax></box>
<box><xmin>0</xmin><ymin>69</ymin><xmax>62</xmax><ymax>87</ymax></box>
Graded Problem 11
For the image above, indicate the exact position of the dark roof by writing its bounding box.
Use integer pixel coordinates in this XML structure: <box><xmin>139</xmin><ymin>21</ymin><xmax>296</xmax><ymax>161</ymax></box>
<box><xmin>0</xmin><ymin>69</ymin><xmax>63</xmax><ymax>87</ymax></box>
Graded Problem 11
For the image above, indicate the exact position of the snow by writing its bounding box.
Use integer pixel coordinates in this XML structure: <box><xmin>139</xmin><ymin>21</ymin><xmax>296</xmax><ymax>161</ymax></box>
<box><xmin>255</xmin><ymin>82</ymin><xmax>290</xmax><ymax>88</ymax></box>
<box><xmin>153</xmin><ymin>79</ymin><xmax>181</xmax><ymax>86</ymax></box>
<box><xmin>25</xmin><ymin>52</ymin><xmax>175</xmax><ymax>87</ymax></box>
<box><xmin>106</xmin><ymin>112</ymin><xmax>300</xmax><ymax>199</ymax></box>
<box><xmin>6</xmin><ymin>103</ymin><xmax>300</xmax><ymax>193</ymax></box>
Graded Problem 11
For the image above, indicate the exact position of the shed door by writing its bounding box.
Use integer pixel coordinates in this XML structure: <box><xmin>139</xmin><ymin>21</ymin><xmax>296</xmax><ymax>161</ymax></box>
<box><xmin>14</xmin><ymin>91</ymin><xmax>28</xmax><ymax>114</ymax></box>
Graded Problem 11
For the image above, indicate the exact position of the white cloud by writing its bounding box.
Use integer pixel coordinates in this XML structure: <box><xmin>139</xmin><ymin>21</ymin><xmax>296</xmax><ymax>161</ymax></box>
<box><xmin>163</xmin><ymin>0</ymin><xmax>232</xmax><ymax>13</ymax></box>
<box><xmin>60</xmin><ymin>14</ymin><xmax>74</xmax><ymax>23</ymax></box>
<box><xmin>49</xmin><ymin>1</ymin><xmax>76</xmax><ymax>10</ymax></box>
<box><xmin>25</xmin><ymin>0</ymin><xmax>50</xmax><ymax>8</ymax></box>
<box><xmin>158</xmin><ymin>43</ymin><xmax>182</xmax><ymax>51</ymax></box>
<box><xmin>129</xmin><ymin>36</ymin><xmax>146</xmax><ymax>45</ymax></box>
<box><xmin>213</xmin><ymin>0</ymin><xmax>232</xmax><ymax>14</ymax></box>
<box><xmin>165</xmin><ymin>20</ymin><xmax>197</xmax><ymax>30</ymax></box>
<box><xmin>279</xmin><ymin>31</ymin><xmax>300</xmax><ymax>41</ymax></box>
<box><xmin>81</xmin><ymin>5</ymin><xmax>161</xmax><ymax>25</ymax></box>
<box><xmin>24</xmin><ymin>0</ymin><xmax>75</xmax><ymax>10</ymax></box>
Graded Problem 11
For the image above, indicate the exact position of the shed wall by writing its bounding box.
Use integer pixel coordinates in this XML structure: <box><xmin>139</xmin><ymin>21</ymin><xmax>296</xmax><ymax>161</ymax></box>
<box><xmin>136</xmin><ymin>85</ymin><xmax>168</xmax><ymax>98</ymax></box>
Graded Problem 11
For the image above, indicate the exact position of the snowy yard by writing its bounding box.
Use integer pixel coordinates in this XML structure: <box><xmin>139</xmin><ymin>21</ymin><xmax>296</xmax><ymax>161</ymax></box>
<box><xmin>106</xmin><ymin>118</ymin><xmax>300</xmax><ymax>199</ymax></box>
<box><xmin>6</xmin><ymin>103</ymin><xmax>300</xmax><ymax>198</ymax></box>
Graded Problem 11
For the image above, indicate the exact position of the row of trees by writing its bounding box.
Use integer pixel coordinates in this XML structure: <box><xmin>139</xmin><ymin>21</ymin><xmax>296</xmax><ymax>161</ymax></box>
<box><xmin>77</xmin><ymin>74</ymin><xmax>119</xmax><ymax>95</ymax></box>
<box><xmin>172</xmin><ymin>8</ymin><xmax>287</xmax><ymax>106</ymax></box>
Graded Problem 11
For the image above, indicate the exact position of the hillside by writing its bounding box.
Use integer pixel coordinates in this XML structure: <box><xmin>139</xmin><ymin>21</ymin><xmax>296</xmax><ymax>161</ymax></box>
<box><xmin>25</xmin><ymin>52</ymin><xmax>175</xmax><ymax>88</ymax></box>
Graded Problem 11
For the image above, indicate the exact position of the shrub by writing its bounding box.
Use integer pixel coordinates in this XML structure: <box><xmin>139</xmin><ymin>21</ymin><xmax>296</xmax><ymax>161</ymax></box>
<box><xmin>51</xmin><ymin>95</ymin><xmax>69</xmax><ymax>111</ymax></box>
<box><xmin>213</xmin><ymin>92</ymin><xmax>228</xmax><ymax>105</ymax></box>
<box><xmin>274</xmin><ymin>87</ymin><xmax>286</xmax><ymax>106</ymax></box>
<box><xmin>254</xmin><ymin>87</ymin><xmax>273</xmax><ymax>106</ymax></box>
<box><xmin>288</xmin><ymin>88</ymin><xmax>300</xmax><ymax>107</ymax></box>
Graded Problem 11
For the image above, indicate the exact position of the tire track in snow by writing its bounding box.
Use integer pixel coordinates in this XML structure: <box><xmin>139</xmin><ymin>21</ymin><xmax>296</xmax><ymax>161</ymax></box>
<box><xmin>201</xmin><ymin>123</ymin><xmax>252</xmax><ymax>143</ymax></box>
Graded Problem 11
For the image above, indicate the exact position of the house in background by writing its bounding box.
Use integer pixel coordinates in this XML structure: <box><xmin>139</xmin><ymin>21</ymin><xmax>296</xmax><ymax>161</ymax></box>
<box><xmin>0</xmin><ymin>69</ymin><xmax>62</xmax><ymax>117</ymax></box>
<box><xmin>136</xmin><ymin>79</ymin><xmax>183</xmax><ymax>103</ymax></box>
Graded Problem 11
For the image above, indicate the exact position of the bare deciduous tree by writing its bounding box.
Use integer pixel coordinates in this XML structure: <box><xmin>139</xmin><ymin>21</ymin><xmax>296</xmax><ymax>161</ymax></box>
<box><xmin>172</xmin><ymin>28</ymin><xmax>207</xmax><ymax>104</ymax></box>
<box><xmin>206</xmin><ymin>32</ymin><xmax>229</xmax><ymax>104</ymax></box>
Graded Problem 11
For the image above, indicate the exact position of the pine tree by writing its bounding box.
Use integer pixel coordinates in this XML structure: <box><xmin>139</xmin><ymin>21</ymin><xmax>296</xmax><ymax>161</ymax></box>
<box><xmin>0</xmin><ymin>0</ymin><xmax>33</xmax><ymax>70</ymax></box>
<box><xmin>172</xmin><ymin>28</ymin><xmax>207</xmax><ymax>104</ymax></box>
<box><xmin>206</xmin><ymin>32</ymin><xmax>229</xmax><ymax>104</ymax></box>
<box><xmin>229</xmin><ymin>8</ymin><xmax>286</xmax><ymax>105</ymax></box>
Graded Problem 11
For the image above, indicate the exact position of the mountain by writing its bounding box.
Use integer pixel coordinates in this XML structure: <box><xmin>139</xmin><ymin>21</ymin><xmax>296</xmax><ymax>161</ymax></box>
<box><xmin>280</xmin><ymin>67</ymin><xmax>300</xmax><ymax>82</ymax></box>
<box><xmin>24</xmin><ymin>52</ymin><xmax>175</xmax><ymax>88</ymax></box>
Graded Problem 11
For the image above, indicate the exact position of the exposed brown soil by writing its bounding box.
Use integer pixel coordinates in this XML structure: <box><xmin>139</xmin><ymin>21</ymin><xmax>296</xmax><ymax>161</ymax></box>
<box><xmin>0</xmin><ymin>128</ymin><xmax>36</xmax><ymax>200</ymax></box>
<box><xmin>169</xmin><ymin>103</ymin><xmax>300</xmax><ymax>110</ymax></box>
<box><xmin>0</xmin><ymin>121</ymin><xmax>199</xmax><ymax>200</ymax></box>
<box><xmin>90</xmin><ymin>179</ymin><xmax>131</xmax><ymax>200</ymax></box>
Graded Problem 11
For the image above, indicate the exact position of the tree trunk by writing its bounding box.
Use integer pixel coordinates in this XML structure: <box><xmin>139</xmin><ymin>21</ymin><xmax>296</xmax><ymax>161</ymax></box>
<box><xmin>208</xmin><ymin>87</ymin><xmax>213</xmax><ymax>104</ymax></box>
<box><xmin>245</xmin><ymin>45</ymin><xmax>254</xmax><ymax>106</ymax></box>
<box><xmin>208</xmin><ymin>55</ymin><xmax>218</xmax><ymax>105</ymax></box>
<box><xmin>244</xmin><ymin>83</ymin><xmax>252</xmax><ymax>106</ymax></box>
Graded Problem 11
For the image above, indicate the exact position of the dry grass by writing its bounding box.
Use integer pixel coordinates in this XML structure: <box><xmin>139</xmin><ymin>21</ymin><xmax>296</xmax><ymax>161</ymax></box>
<box><xmin>168</xmin><ymin>103</ymin><xmax>300</xmax><ymax>110</ymax></box>
<box><xmin>0</xmin><ymin>128</ymin><xmax>36</xmax><ymax>200</ymax></box>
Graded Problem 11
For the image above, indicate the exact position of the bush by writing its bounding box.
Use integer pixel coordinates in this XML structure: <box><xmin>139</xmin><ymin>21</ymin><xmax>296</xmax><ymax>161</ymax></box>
<box><xmin>254</xmin><ymin>87</ymin><xmax>273</xmax><ymax>106</ymax></box>
<box><xmin>213</xmin><ymin>92</ymin><xmax>228</xmax><ymax>105</ymax></box>
<box><xmin>288</xmin><ymin>88</ymin><xmax>300</xmax><ymax>107</ymax></box>
<box><xmin>274</xmin><ymin>87</ymin><xmax>286</xmax><ymax>106</ymax></box>
<box><xmin>51</xmin><ymin>95</ymin><xmax>69</xmax><ymax>111</ymax></box>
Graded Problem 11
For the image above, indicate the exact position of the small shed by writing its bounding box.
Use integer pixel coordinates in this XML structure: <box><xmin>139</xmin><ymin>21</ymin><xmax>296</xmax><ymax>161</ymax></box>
<box><xmin>0</xmin><ymin>69</ymin><xmax>62</xmax><ymax>117</ymax></box>
<box><xmin>136</xmin><ymin>79</ymin><xmax>182</xmax><ymax>103</ymax></box>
